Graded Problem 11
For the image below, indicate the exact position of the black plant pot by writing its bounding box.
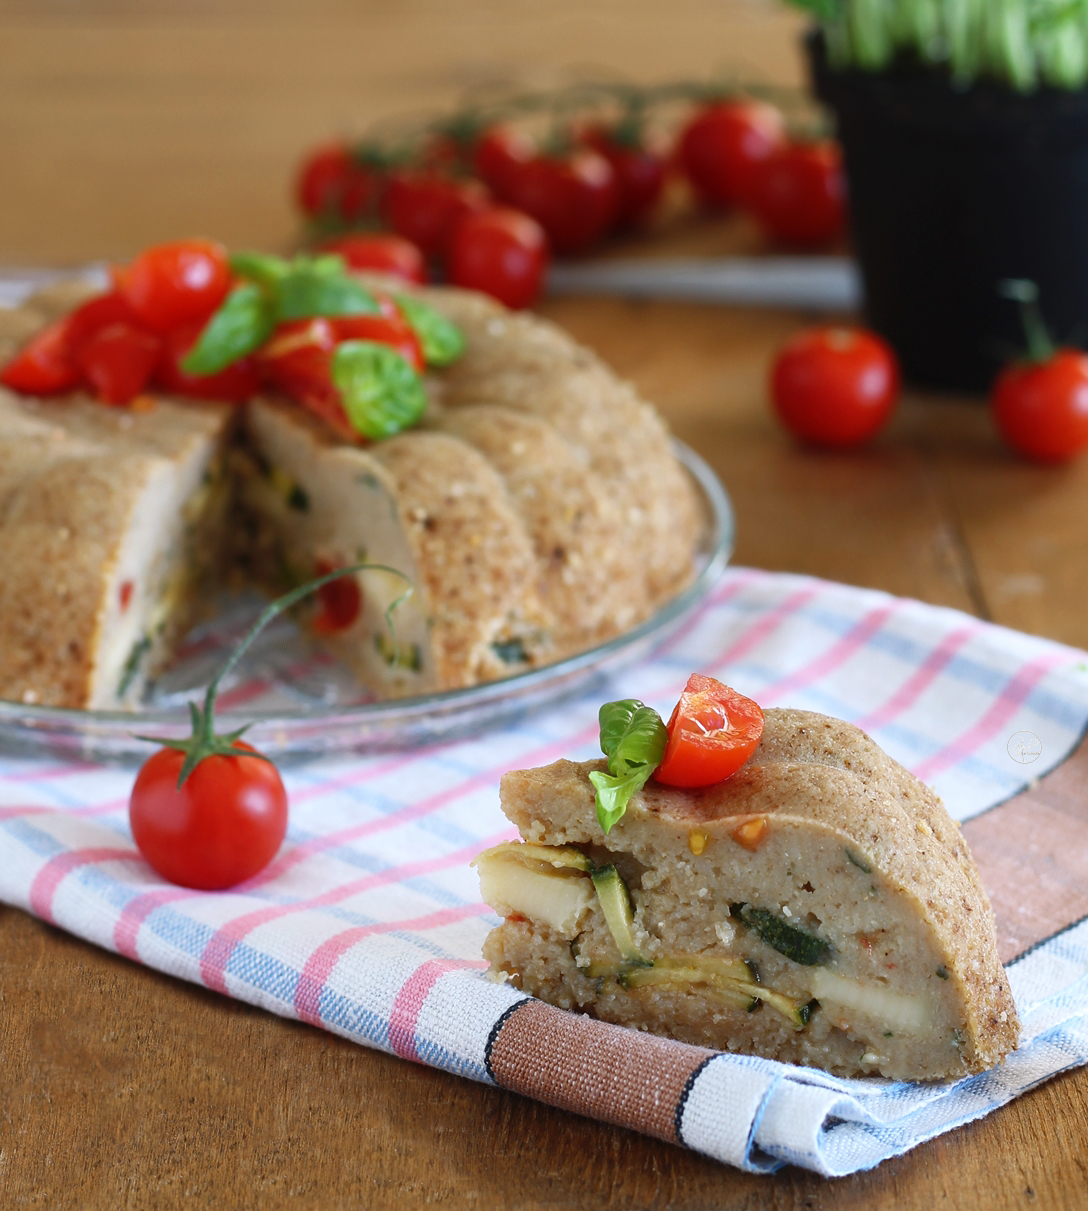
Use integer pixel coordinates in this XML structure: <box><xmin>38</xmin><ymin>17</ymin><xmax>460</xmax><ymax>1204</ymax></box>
<box><xmin>809</xmin><ymin>33</ymin><xmax>1088</xmax><ymax>392</ymax></box>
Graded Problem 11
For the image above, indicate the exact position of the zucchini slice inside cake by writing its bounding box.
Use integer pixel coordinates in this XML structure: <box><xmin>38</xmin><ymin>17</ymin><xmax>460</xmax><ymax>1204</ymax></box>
<box><xmin>477</xmin><ymin>708</ymin><xmax>1020</xmax><ymax>1080</ymax></box>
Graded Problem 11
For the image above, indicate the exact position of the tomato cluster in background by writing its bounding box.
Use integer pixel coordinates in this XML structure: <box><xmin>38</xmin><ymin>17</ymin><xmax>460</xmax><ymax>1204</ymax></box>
<box><xmin>293</xmin><ymin>86</ymin><xmax>848</xmax><ymax>311</ymax></box>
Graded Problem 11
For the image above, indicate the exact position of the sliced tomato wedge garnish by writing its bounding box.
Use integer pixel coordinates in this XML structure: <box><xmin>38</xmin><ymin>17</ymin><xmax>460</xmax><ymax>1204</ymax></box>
<box><xmin>0</xmin><ymin>317</ymin><xmax>82</xmax><ymax>394</ymax></box>
<box><xmin>77</xmin><ymin>323</ymin><xmax>163</xmax><ymax>406</ymax></box>
<box><xmin>653</xmin><ymin>674</ymin><xmax>765</xmax><ymax>788</ymax></box>
<box><xmin>156</xmin><ymin>322</ymin><xmax>261</xmax><ymax>402</ymax></box>
<box><xmin>312</xmin><ymin>558</ymin><xmax>363</xmax><ymax>634</ymax></box>
<box><xmin>332</xmin><ymin>312</ymin><xmax>424</xmax><ymax>372</ymax></box>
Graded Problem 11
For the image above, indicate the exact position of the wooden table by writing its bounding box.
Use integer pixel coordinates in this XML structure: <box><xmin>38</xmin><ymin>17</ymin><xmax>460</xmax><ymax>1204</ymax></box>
<box><xmin>3</xmin><ymin>3</ymin><xmax>1088</xmax><ymax>1207</ymax></box>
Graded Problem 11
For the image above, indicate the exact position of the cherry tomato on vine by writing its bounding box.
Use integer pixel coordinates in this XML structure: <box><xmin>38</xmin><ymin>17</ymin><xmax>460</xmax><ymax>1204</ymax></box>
<box><xmin>771</xmin><ymin>326</ymin><xmax>900</xmax><ymax>448</ymax></box>
<box><xmin>473</xmin><ymin>125</ymin><xmax>535</xmax><ymax>200</ymax></box>
<box><xmin>678</xmin><ymin>100</ymin><xmax>785</xmax><ymax>209</ymax></box>
<box><xmin>447</xmin><ymin>207</ymin><xmax>549</xmax><ymax>310</ymax></box>
<box><xmin>77</xmin><ymin>323</ymin><xmax>163</xmax><ymax>405</ymax></box>
<box><xmin>582</xmin><ymin>127</ymin><xmax>666</xmax><ymax>228</ymax></box>
<box><xmin>502</xmin><ymin>148</ymin><xmax>618</xmax><ymax>254</ymax></box>
<box><xmin>992</xmin><ymin>351</ymin><xmax>1088</xmax><ymax>463</ymax></box>
<box><xmin>116</xmin><ymin>239</ymin><xmax>232</xmax><ymax>334</ymax></box>
<box><xmin>381</xmin><ymin>171</ymin><xmax>490</xmax><ymax>259</ymax></box>
<box><xmin>654</xmin><ymin>674</ymin><xmax>765</xmax><ymax>788</ymax></box>
<box><xmin>296</xmin><ymin>143</ymin><xmax>377</xmax><ymax>222</ymax></box>
<box><xmin>317</xmin><ymin>233</ymin><xmax>427</xmax><ymax>283</ymax></box>
<box><xmin>751</xmin><ymin>140</ymin><xmax>847</xmax><ymax>248</ymax></box>
<box><xmin>129</xmin><ymin>741</ymin><xmax>288</xmax><ymax>891</ymax></box>
<box><xmin>156</xmin><ymin>323</ymin><xmax>261</xmax><ymax>402</ymax></box>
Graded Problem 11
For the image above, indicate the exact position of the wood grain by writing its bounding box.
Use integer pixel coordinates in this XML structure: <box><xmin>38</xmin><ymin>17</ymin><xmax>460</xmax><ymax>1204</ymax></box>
<box><xmin>3</xmin><ymin>1</ymin><xmax>1088</xmax><ymax>1207</ymax></box>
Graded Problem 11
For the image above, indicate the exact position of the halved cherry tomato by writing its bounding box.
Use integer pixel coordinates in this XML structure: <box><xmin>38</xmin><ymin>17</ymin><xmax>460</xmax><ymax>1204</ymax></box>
<box><xmin>77</xmin><ymin>323</ymin><xmax>163</xmax><ymax>405</ymax></box>
<box><xmin>312</xmin><ymin>558</ymin><xmax>363</xmax><ymax>634</ymax></box>
<box><xmin>66</xmin><ymin>290</ymin><xmax>139</xmax><ymax>348</ymax></box>
<box><xmin>0</xmin><ymin>318</ymin><xmax>82</xmax><ymax>394</ymax></box>
<box><xmin>381</xmin><ymin>172</ymin><xmax>490</xmax><ymax>259</ymax></box>
<box><xmin>654</xmin><ymin>674</ymin><xmax>765</xmax><ymax>789</ymax></box>
<box><xmin>771</xmin><ymin>326</ymin><xmax>899</xmax><ymax>448</ymax></box>
<box><xmin>447</xmin><ymin>207</ymin><xmax>549</xmax><ymax>309</ymax></box>
<box><xmin>474</xmin><ymin>125</ymin><xmax>535</xmax><ymax>199</ymax></box>
<box><xmin>129</xmin><ymin>740</ymin><xmax>288</xmax><ymax>891</ymax></box>
<box><xmin>296</xmin><ymin>143</ymin><xmax>377</xmax><ymax>222</ymax></box>
<box><xmin>503</xmin><ymin>149</ymin><xmax>618</xmax><ymax>254</ymax></box>
<box><xmin>333</xmin><ymin>312</ymin><xmax>424</xmax><ymax>372</ymax></box>
<box><xmin>316</xmin><ymin>233</ymin><xmax>427</xmax><ymax>283</ymax></box>
<box><xmin>156</xmin><ymin>322</ymin><xmax>261</xmax><ymax>402</ymax></box>
<box><xmin>679</xmin><ymin>100</ymin><xmax>785</xmax><ymax>209</ymax></box>
<box><xmin>582</xmin><ymin>127</ymin><xmax>666</xmax><ymax>228</ymax></box>
<box><xmin>117</xmin><ymin>239</ymin><xmax>232</xmax><ymax>334</ymax></box>
<box><xmin>992</xmin><ymin>350</ymin><xmax>1088</xmax><ymax>463</ymax></box>
<box><xmin>751</xmin><ymin>140</ymin><xmax>847</xmax><ymax>248</ymax></box>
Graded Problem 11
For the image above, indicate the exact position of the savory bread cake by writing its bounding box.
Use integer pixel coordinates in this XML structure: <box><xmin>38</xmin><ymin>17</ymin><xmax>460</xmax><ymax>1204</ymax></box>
<box><xmin>477</xmin><ymin>708</ymin><xmax>1019</xmax><ymax>1080</ymax></box>
<box><xmin>0</xmin><ymin>277</ymin><xmax>704</xmax><ymax>708</ymax></box>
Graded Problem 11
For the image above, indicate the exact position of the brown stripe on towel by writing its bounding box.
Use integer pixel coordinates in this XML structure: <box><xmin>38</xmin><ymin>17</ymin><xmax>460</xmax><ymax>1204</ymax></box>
<box><xmin>486</xmin><ymin>999</ymin><xmax>714</xmax><ymax>1143</ymax></box>
<box><xmin>964</xmin><ymin>731</ymin><xmax>1088</xmax><ymax>964</ymax></box>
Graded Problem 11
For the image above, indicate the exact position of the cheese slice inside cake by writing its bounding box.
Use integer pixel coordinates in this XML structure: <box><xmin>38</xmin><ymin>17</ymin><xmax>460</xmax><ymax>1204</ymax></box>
<box><xmin>477</xmin><ymin>708</ymin><xmax>1019</xmax><ymax>1080</ymax></box>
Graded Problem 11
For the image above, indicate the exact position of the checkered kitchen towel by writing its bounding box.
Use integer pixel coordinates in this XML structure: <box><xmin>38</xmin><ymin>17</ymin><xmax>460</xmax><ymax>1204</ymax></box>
<box><xmin>3</xmin><ymin>567</ymin><xmax>1088</xmax><ymax>1178</ymax></box>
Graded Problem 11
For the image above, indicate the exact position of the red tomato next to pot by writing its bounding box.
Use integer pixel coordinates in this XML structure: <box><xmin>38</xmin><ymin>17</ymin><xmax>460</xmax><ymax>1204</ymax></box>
<box><xmin>317</xmin><ymin>233</ymin><xmax>427</xmax><ymax>284</ymax></box>
<box><xmin>771</xmin><ymin>326</ymin><xmax>900</xmax><ymax>448</ymax></box>
<box><xmin>502</xmin><ymin>148</ymin><xmax>618</xmax><ymax>254</ymax></box>
<box><xmin>991</xmin><ymin>350</ymin><xmax>1088</xmax><ymax>463</ymax></box>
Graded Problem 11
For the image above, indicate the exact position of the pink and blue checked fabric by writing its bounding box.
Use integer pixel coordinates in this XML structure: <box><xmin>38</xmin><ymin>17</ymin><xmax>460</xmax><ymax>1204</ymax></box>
<box><xmin>4</xmin><ymin>567</ymin><xmax>1088</xmax><ymax>1177</ymax></box>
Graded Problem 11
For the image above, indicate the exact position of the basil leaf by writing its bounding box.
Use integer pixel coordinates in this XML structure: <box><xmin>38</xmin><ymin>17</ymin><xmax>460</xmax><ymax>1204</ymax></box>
<box><xmin>589</xmin><ymin>764</ymin><xmax>657</xmax><ymax>834</ymax></box>
<box><xmin>598</xmin><ymin>699</ymin><xmax>668</xmax><ymax>776</ymax></box>
<box><xmin>331</xmin><ymin>340</ymin><xmax>428</xmax><ymax>440</ymax></box>
<box><xmin>395</xmin><ymin>295</ymin><xmax>465</xmax><ymax>367</ymax></box>
<box><xmin>274</xmin><ymin>256</ymin><xmax>380</xmax><ymax>322</ymax></box>
<box><xmin>180</xmin><ymin>282</ymin><xmax>274</xmax><ymax>376</ymax></box>
<box><xmin>229</xmin><ymin>250</ymin><xmax>290</xmax><ymax>289</ymax></box>
<box><xmin>590</xmin><ymin>699</ymin><xmax>668</xmax><ymax>833</ymax></box>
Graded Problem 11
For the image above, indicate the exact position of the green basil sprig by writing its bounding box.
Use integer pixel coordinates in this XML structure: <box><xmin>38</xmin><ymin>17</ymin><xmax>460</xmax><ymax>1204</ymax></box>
<box><xmin>394</xmin><ymin>294</ymin><xmax>466</xmax><ymax>366</ymax></box>
<box><xmin>181</xmin><ymin>282</ymin><xmax>274</xmax><ymax>376</ymax></box>
<box><xmin>272</xmin><ymin>255</ymin><xmax>382</xmax><ymax>322</ymax></box>
<box><xmin>332</xmin><ymin>340</ymin><xmax>428</xmax><ymax>440</ymax></box>
<box><xmin>588</xmin><ymin>699</ymin><xmax>668</xmax><ymax>834</ymax></box>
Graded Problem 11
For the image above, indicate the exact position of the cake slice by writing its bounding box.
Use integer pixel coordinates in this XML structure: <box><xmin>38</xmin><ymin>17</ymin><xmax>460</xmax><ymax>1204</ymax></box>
<box><xmin>477</xmin><ymin>707</ymin><xmax>1019</xmax><ymax>1080</ymax></box>
<box><xmin>0</xmin><ymin>390</ymin><xmax>233</xmax><ymax>709</ymax></box>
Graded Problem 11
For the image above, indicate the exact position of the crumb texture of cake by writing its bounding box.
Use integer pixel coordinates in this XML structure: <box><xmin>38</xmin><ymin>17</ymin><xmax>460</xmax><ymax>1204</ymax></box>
<box><xmin>0</xmin><ymin>277</ymin><xmax>704</xmax><ymax>708</ymax></box>
<box><xmin>477</xmin><ymin>708</ymin><xmax>1020</xmax><ymax>1081</ymax></box>
<box><xmin>0</xmin><ymin>391</ymin><xmax>233</xmax><ymax>709</ymax></box>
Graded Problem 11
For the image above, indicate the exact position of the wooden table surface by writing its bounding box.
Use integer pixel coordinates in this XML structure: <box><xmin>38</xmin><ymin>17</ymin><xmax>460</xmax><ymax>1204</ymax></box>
<box><xmin>3</xmin><ymin>2</ymin><xmax>1088</xmax><ymax>1207</ymax></box>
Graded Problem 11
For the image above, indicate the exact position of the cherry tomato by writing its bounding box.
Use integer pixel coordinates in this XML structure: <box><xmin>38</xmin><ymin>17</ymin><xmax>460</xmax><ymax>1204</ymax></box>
<box><xmin>316</xmin><ymin>233</ymin><xmax>427</xmax><ymax>283</ymax></box>
<box><xmin>771</xmin><ymin>326</ymin><xmax>899</xmax><ymax>448</ymax></box>
<box><xmin>654</xmin><ymin>675</ymin><xmax>765</xmax><ymax>788</ymax></box>
<box><xmin>156</xmin><ymin>322</ymin><xmax>261</xmax><ymax>402</ymax></box>
<box><xmin>582</xmin><ymin>127</ymin><xmax>666</xmax><ymax>228</ymax></box>
<box><xmin>312</xmin><ymin>558</ymin><xmax>363</xmax><ymax>633</ymax></box>
<box><xmin>296</xmin><ymin>142</ymin><xmax>376</xmax><ymax>222</ymax></box>
<box><xmin>333</xmin><ymin>312</ymin><xmax>424</xmax><ymax>372</ymax></box>
<box><xmin>502</xmin><ymin>149</ymin><xmax>618</xmax><ymax>254</ymax></box>
<box><xmin>77</xmin><ymin>323</ymin><xmax>163</xmax><ymax>405</ymax></box>
<box><xmin>474</xmin><ymin>125</ymin><xmax>535</xmax><ymax>199</ymax></box>
<box><xmin>447</xmin><ymin>207</ymin><xmax>549</xmax><ymax>310</ymax></box>
<box><xmin>129</xmin><ymin>741</ymin><xmax>288</xmax><ymax>890</ymax></box>
<box><xmin>0</xmin><ymin>290</ymin><xmax>139</xmax><ymax>396</ymax></box>
<box><xmin>381</xmin><ymin>172</ymin><xmax>490</xmax><ymax>260</ymax></box>
<box><xmin>679</xmin><ymin>100</ymin><xmax>785</xmax><ymax>209</ymax></box>
<box><xmin>0</xmin><ymin>317</ymin><xmax>82</xmax><ymax>394</ymax></box>
<box><xmin>991</xmin><ymin>350</ymin><xmax>1088</xmax><ymax>463</ymax></box>
<box><xmin>117</xmin><ymin>239</ymin><xmax>232</xmax><ymax>334</ymax></box>
<box><xmin>751</xmin><ymin>140</ymin><xmax>846</xmax><ymax>248</ymax></box>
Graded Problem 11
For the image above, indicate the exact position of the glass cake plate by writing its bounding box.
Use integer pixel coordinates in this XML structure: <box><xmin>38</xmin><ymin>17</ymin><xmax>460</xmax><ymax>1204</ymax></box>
<box><xmin>0</xmin><ymin>442</ymin><xmax>733</xmax><ymax>762</ymax></box>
